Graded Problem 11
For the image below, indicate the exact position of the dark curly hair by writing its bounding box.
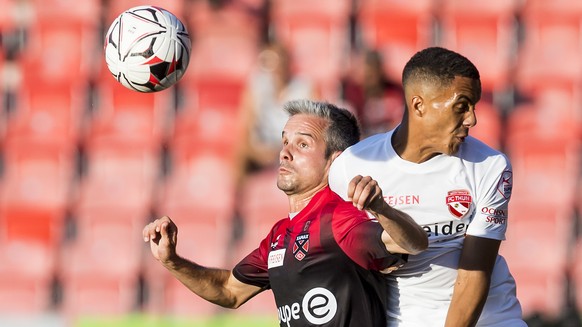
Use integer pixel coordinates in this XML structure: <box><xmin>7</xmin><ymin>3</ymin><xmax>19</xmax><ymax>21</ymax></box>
<box><xmin>402</xmin><ymin>47</ymin><xmax>481</xmax><ymax>93</ymax></box>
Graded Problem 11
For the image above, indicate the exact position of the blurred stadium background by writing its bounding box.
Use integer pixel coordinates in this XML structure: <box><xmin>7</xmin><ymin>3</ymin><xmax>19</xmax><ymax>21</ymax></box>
<box><xmin>0</xmin><ymin>0</ymin><xmax>581</xmax><ymax>326</ymax></box>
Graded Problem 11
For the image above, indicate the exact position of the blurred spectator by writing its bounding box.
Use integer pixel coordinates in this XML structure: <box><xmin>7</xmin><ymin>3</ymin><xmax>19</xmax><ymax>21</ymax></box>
<box><xmin>229</xmin><ymin>41</ymin><xmax>318</xmax><ymax>254</ymax></box>
<box><xmin>341</xmin><ymin>49</ymin><xmax>404</xmax><ymax>137</ymax></box>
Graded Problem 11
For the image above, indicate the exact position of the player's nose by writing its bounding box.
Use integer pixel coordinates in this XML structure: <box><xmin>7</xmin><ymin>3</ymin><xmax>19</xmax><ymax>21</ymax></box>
<box><xmin>464</xmin><ymin>107</ymin><xmax>477</xmax><ymax>128</ymax></box>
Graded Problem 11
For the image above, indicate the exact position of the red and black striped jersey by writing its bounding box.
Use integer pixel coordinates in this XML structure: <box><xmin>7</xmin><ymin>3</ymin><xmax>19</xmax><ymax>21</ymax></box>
<box><xmin>233</xmin><ymin>186</ymin><xmax>405</xmax><ymax>326</ymax></box>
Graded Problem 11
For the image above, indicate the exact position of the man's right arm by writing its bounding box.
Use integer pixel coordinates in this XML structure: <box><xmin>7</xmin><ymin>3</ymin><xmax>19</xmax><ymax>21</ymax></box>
<box><xmin>162</xmin><ymin>255</ymin><xmax>262</xmax><ymax>309</ymax></box>
<box><xmin>143</xmin><ymin>216</ymin><xmax>262</xmax><ymax>309</ymax></box>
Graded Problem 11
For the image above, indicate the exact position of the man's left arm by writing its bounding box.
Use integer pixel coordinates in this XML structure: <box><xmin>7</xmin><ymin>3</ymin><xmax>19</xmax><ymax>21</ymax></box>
<box><xmin>445</xmin><ymin>235</ymin><xmax>501</xmax><ymax>327</ymax></box>
<box><xmin>348</xmin><ymin>175</ymin><xmax>428</xmax><ymax>255</ymax></box>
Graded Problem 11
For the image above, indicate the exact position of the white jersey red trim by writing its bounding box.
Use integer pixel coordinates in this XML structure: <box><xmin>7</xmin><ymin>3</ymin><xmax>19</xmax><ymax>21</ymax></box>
<box><xmin>329</xmin><ymin>129</ymin><xmax>526</xmax><ymax>327</ymax></box>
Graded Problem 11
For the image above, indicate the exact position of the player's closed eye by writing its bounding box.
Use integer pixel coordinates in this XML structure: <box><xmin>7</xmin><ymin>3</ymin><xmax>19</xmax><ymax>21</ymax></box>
<box><xmin>455</xmin><ymin>103</ymin><xmax>470</xmax><ymax>113</ymax></box>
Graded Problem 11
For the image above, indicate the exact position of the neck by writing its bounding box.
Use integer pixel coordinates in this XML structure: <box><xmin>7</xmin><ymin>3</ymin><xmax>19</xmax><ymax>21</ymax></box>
<box><xmin>287</xmin><ymin>184</ymin><xmax>327</xmax><ymax>214</ymax></box>
<box><xmin>393</xmin><ymin>120</ymin><xmax>440</xmax><ymax>164</ymax></box>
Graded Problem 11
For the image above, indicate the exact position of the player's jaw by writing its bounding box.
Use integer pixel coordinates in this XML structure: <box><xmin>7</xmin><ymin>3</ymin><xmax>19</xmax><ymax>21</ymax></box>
<box><xmin>447</xmin><ymin>127</ymin><xmax>469</xmax><ymax>154</ymax></box>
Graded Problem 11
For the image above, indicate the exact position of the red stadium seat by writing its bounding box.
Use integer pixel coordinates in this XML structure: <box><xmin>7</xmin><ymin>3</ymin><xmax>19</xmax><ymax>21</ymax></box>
<box><xmin>235</xmin><ymin>168</ymin><xmax>288</xmax><ymax>259</ymax></box>
<box><xmin>59</xmin><ymin>239</ymin><xmax>142</xmax><ymax>317</ymax></box>
<box><xmin>186</xmin><ymin>0</ymin><xmax>263</xmax><ymax>46</ymax></box>
<box><xmin>470</xmin><ymin>100</ymin><xmax>503</xmax><ymax>150</ymax></box>
<box><xmin>170</xmin><ymin>38</ymin><xmax>255</xmax><ymax>161</ymax></box>
<box><xmin>270</xmin><ymin>0</ymin><xmax>351</xmax><ymax>99</ymax></box>
<box><xmin>438</xmin><ymin>0</ymin><xmax>519</xmax><ymax>93</ymax></box>
<box><xmin>58</xmin><ymin>206</ymin><xmax>143</xmax><ymax>317</ymax></box>
<box><xmin>31</xmin><ymin>0</ymin><xmax>101</xmax><ymax>26</ymax></box>
<box><xmin>501</xmin><ymin>205</ymin><xmax>573</xmax><ymax>318</ymax></box>
<box><xmin>0</xmin><ymin>149</ymin><xmax>65</xmax><ymax>313</ymax></box>
<box><xmin>74</xmin><ymin>147</ymin><xmax>159</xmax><ymax>213</ymax></box>
<box><xmin>0</xmin><ymin>0</ymin><xmax>16</xmax><ymax>32</ymax></box>
<box><xmin>357</xmin><ymin>0</ymin><xmax>435</xmax><ymax>82</ymax></box>
<box><xmin>240</xmin><ymin>169</ymin><xmax>287</xmax><ymax>225</ymax></box>
<box><xmin>0</xmin><ymin>241</ymin><xmax>56</xmax><ymax>313</ymax></box>
<box><xmin>20</xmin><ymin>18</ymin><xmax>100</xmax><ymax>89</ymax></box>
<box><xmin>0</xmin><ymin>148</ymin><xmax>74</xmax><ymax>246</ymax></box>
<box><xmin>157</xmin><ymin>151</ymin><xmax>236</xmax><ymax>217</ymax></box>
<box><xmin>505</xmin><ymin>265</ymin><xmax>566</xmax><ymax>319</ymax></box>
<box><xmin>170</xmin><ymin>104</ymin><xmax>243</xmax><ymax>164</ymax></box>
<box><xmin>85</xmin><ymin>78</ymin><xmax>173</xmax><ymax>154</ymax></box>
<box><xmin>9</xmin><ymin>18</ymin><xmax>94</xmax><ymax>150</ymax></box>
<box><xmin>270</xmin><ymin>0</ymin><xmax>351</xmax><ymax>42</ymax></box>
<box><xmin>178</xmin><ymin>75</ymin><xmax>246</xmax><ymax>114</ymax></box>
<box><xmin>180</xmin><ymin>33</ymin><xmax>258</xmax><ymax>92</ymax></box>
<box><xmin>506</xmin><ymin>85</ymin><xmax>582</xmax><ymax>147</ymax></box>
<box><xmin>0</xmin><ymin>147</ymin><xmax>74</xmax><ymax>210</ymax></box>
<box><xmin>73</xmin><ymin>207</ymin><xmax>148</xmax><ymax>245</ymax></box>
<box><xmin>4</xmin><ymin>84</ymin><xmax>85</xmax><ymax>155</ymax></box>
<box><xmin>507</xmin><ymin>140</ymin><xmax>580</xmax><ymax>210</ymax></box>
<box><xmin>521</xmin><ymin>0</ymin><xmax>582</xmax><ymax>17</ymax></box>
<box><xmin>0</xmin><ymin>207</ymin><xmax>67</xmax><ymax>251</ymax></box>
<box><xmin>61</xmin><ymin>273</ymin><xmax>140</xmax><ymax>317</ymax></box>
<box><xmin>515</xmin><ymin>1</ymin><xmax>582</xmax><ymax>94</ymax></box>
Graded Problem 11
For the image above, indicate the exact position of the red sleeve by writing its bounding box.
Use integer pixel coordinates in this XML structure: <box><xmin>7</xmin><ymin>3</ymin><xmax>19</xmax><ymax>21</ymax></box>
<box><xmin>333</xmin><ymin>205</ymin><xmax>406</xmax><ymax>271</ymax></box>
<box><xmin>232</xmin><ymin>247</ymin><xmax>270</xmax><ymax>289</ymax></box>
<box><xmin>232</xmin><ymin>220</ymin><xmax>286</xmax><ymax>289</ymax></box>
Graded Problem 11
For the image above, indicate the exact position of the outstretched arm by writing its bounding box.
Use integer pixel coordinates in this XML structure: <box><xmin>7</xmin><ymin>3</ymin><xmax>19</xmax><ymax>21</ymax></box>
<box><xmin>143</xmin><ymin>216</ymin><xmax>262</xmax><ymax>308</ymax></box>
<box><xmin>348</xmin><ymin>175</ymin><xmax>428</xmax><ymax>255</ymax></box>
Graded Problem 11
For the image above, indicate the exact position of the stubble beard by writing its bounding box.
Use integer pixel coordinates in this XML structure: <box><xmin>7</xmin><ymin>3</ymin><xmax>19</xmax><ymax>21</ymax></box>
<box><xmin>276</xmin><ymin>176</ymin><xmax>295</xmax><ymax>194</ymax></box>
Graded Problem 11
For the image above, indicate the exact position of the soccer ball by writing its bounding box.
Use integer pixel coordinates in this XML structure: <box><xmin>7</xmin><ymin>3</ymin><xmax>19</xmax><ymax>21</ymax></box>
<box><xmin>104</xmin><ymin>6</ymin><xmax>191</xmax><ymax>92</ymax></box>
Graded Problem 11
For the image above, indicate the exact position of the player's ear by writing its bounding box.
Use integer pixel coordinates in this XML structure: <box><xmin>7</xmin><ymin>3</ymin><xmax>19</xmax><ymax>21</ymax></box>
<box><xmin>411</xmin><ymin>95</ymin><xmax>425</xmax><ymax>117</ymax></box>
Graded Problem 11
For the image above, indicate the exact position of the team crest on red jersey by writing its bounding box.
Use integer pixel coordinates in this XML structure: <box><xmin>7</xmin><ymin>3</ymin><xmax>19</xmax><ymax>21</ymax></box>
<box><xmin>293</xmin><ymin>233</ymin><xmax>309</xmax><ymax>261</ymax></box>
<box><xmin>446</xmin><ymin>190</ymin><xmax>472</xmax><ymax>219</ymax></box>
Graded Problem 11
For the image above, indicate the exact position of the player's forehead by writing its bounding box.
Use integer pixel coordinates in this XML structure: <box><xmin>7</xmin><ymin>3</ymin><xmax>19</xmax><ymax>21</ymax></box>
<box><xmin>443</xmin><ymin>76</ymin><xmax>481</xmax><ymax>103</ymax></box>
<box><xmin>419</xmin><ymin>76</ymin><xmax>481</xmax><ymax>104</ymax></box>
<box><xmin>283</xmin><ymin>114</ymin><xmax>328</xmax><ymax>140</ymax></box>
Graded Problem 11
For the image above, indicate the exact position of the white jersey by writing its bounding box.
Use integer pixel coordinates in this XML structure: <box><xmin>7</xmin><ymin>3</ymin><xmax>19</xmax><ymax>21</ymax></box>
<box><xmin>329</xmin><ymin>129</ymin><xmax>526</xmax><ymax>327</ymax></box>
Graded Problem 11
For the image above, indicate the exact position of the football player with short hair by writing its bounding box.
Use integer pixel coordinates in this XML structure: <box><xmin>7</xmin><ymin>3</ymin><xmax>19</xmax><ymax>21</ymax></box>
<box><xmin>143</xmin><ymin>99</ymin><xmax>428</xmax><ymax>326</ymax></box>
<box><xmin>330</xmin><ymin>47</ymin><xmax>527</xmax><ymax>326</ymax></box>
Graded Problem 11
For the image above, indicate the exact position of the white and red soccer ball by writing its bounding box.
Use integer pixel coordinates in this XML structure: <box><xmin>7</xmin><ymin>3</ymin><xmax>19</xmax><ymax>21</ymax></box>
<box><xmin>104</xmin><ymin>5</ymin><xmax>191</xmax><ymax>92</ymax></box>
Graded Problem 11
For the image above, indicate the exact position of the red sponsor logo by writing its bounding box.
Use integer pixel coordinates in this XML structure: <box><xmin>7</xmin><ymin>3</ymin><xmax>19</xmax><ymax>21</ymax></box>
<box><xmin>384</xmin><ymin>194</ymin><xmax>421</xmax><ymax>206</ymax></box>
<box><xmin>446</xmin><ymin>190</ymin><xmax>472</xmax><ymax>219</ymax></box>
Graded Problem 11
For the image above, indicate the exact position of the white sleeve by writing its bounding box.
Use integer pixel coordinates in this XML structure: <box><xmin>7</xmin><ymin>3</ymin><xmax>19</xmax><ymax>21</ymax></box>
<box><xmin>466</xmin><ymin>154</ymin><xmax>512</xmax><ymax>241</ymax></box>
<box><xmin>329</xmin><ymin>152</ymin><xmax>351</xmax><ymax>201</ymax></box>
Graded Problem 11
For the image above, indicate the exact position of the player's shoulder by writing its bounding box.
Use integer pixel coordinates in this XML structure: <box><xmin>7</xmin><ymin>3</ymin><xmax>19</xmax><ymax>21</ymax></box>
<box><xmin>339</xmin><ymin>132</ymin><xmax>392</xmax><ymax>162</ymax></box>
<box><xmin>326</xmin><ymin>189</ymin><xmax>373</xmax><ymax>222</ymax></box>
<box><xmin>268</xmin><ymin>217</ymin><xmax>291</xmax><ymax>237</ymax></box>
<box><xmin>322</xmin><ymin>188</ymin><xmax>361</xmax><ymax>212</ymax></box>
<box><xmin>330</xmin><ymin>131</ymin><xmax>394</xmax><ymax>194</ymax></box>
<box><xmin>459</xmin><ymin>136</ymin><xmax>511</xmax><ymax>168</ymax></box>
<box><xmin>349</xmin><ymin>132</ymin><xmax>389</xmax><ymax>151</ymax></box>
